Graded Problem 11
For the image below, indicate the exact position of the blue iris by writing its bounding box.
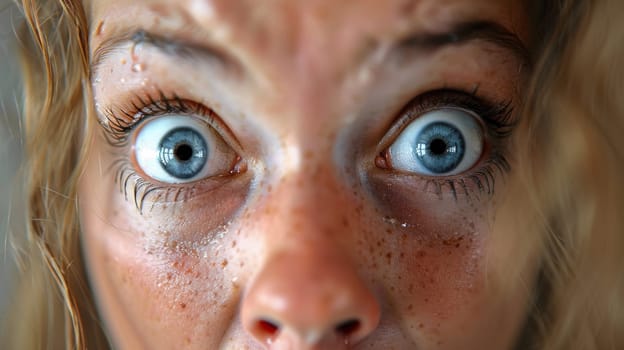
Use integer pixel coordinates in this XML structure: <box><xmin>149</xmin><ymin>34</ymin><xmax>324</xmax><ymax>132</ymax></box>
<box><xmin>158</xmin><ymin>127</ymin><xmax>208</xmax><ymax>179</ymax></box>
<box><xmin>414</xmin><ymin>122</ymin><xmax>465</xmax><ymax>174</ymax></box>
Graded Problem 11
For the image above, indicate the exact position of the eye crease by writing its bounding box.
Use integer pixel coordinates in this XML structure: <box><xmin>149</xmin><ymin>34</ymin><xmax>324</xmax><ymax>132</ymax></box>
<box><xmin>375</xmin><ymin>89</ymin><xmax>515</xmax><ymax>199</ymax></box>
<box><xmin>97</xmin><ymin>90</ymin><xmax>245</xmax><ymax>210</ymax></box>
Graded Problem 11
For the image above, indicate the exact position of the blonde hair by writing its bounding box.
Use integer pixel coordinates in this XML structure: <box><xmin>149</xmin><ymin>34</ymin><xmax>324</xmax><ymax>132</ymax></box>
<box><xmin>3</xmin><ymin>0</ymin><xmax>106</xmax><ymax>348</ymax></box>
<box><xmin>515</xmin><ymin>0</ymin><xmax>624</xmax><ymax>347</ymax></box>
<box><xmin>2</xmin><ymin>0</ymin><xmax>622</xmax><ymax>349</ymax></box>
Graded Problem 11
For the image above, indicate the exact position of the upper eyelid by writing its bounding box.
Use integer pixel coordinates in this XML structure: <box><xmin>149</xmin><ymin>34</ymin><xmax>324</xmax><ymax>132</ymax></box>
<box><xmin>99</xmin><ymin>91</ymin><xmax>245</xmax><ymax>155</ymax></box>
<box><xmin>375</xmin><ymin>90</ymin><xmax>502</xmax><ymax>153</ymax></box>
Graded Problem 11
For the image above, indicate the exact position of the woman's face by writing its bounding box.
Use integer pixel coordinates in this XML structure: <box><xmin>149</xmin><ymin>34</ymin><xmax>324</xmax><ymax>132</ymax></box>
<box><xmin>80</xmin><ymin>0</ymin><xmax>534</xmax><ymax>348</ymax></box>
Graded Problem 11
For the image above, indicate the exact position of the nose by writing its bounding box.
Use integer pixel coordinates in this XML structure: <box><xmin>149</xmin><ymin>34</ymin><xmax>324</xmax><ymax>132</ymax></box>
<box><xmin>241</xmin><ymin>248</ymin><xmax>381</xmax><ymax>349</ymax></box>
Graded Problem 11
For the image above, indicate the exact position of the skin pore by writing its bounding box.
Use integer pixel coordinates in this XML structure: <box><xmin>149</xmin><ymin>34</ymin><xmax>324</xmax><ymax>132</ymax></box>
<box><xmin>79</xmin><ymin>0</ymin><xmax>534</xmax><ymax>349</ymax></box>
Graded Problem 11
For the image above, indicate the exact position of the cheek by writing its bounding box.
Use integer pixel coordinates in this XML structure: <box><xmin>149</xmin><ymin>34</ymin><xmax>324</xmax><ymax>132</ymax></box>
<box><xmin>359</xmin><ymin>170</ymin><xmax>514</xmax><ymax>346</ymax></box>
<box><xmin>79</xmin><ymin>140</ymin><xmax>250</xmax><ymax>348</ymax></box>
<box><xmin>81</xmin><ymin>208</ymin><xmax>248</xmax><ymax>348</ymax></box>
<box><xmin>360</xmin><ymin>206</ymin><xmax>486</xmax><ymax>324</ymax></box>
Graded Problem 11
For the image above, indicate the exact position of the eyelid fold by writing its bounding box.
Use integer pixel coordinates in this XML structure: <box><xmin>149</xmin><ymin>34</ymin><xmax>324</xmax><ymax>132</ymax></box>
<box><xmin>100</xmin><ymin>90</ymin><xmax>244</xmax><ymax>151</ymax></box>
<box><xmin>99</xmin><ymin>90</ymin><xmax>246</xmax><ymax>187</ymax></box>
<box><xmin>375</xmin><ymin>89</ymin><xmax>513</xmax><ymax>154</ymax></box>
<box><xmin>370</xmin><ymin>89</ymin><xmax>514</xmax><ymax>200</ymax></box>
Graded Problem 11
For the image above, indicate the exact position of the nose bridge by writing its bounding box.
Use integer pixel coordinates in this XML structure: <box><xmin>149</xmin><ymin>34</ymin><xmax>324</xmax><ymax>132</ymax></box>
<box><xmin>240</xmin><ymin>157</ymin><xmax>380</xmax><ymax>347</ymax></box>
<box><xmin>267</xmin><ymin>152</ymin><xmax>352</xmax><ymax>246</ymax></box>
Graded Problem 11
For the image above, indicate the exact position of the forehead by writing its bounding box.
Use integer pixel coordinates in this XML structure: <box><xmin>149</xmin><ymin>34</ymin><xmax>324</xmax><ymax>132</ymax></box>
<box><xmin>89</xmin><ymin>0</ymin><xmax>528</xmax><ymax>62</ymax></box>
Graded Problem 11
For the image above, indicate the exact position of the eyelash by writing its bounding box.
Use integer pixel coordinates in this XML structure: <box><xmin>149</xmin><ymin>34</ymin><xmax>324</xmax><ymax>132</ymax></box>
<box><xmin>101</xmin><ymin>91</ymin><xmax>217</xmax><ymax>147</ymax></box>
<box><xmin>376</xmin><ymin>89</ymin><xmax>515</xmax><ymax>201</ymax></box>
<box><xmin>99</xmin><ymin>90</ymin><xmax>231</xmax><ymax>213</ymax></box>
<box><xmin>99</xmin><ymin>88</ymin><xmax>514</xmax><ymax>210</ymax></box>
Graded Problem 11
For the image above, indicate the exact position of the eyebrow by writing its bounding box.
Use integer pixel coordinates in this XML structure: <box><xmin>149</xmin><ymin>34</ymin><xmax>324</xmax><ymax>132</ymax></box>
<box><xmin>393</xmin><ymin>20</ymin><xmax>531</xmax><ymax>66</ymax></box>
<box><xmin>91</xmin><ymin>19</ymin><xmax>530</xmax><ymax>77</ymax></box>
<box><xmin>91</xmin><ymin>30</ymin><xmax>236</xmax><ymax>77</ymax></box>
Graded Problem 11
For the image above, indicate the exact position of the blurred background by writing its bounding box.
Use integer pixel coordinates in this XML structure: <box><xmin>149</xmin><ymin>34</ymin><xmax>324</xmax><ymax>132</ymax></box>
<box><xmin>0</xmin><ymin>1</ymin><xmax>23</xmax><ymax>320</ymax></box>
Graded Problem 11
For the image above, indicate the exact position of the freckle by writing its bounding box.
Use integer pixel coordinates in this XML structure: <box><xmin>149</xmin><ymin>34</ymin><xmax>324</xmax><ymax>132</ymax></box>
<box><xmin>418</xmin><ymin>322</ymin><xmax>425</xmax><ymax>329</ymax></box>
<box><xmin>354</xmin><ymin>205</ymin><xmax>363</xmax><ymax>215</ymax></box>
<box><xmin>407</xmin><ymin>304</ymin><xmax>413</xmax><ymax>311</ymax></box>
<box><xmin>120</xmin><ymin>58</ymin><xmax>127</xmax><ymax>65</ymax></box>
<box><xmin>341</xmin><ymin>217</ymin><xmax>349</xmax><ymax>228</ymax></box>
<box><xmin>221</xmin><ymin>259</ymin><xmax>228</xmax><ymax>268</ymax></box>
<box><xmin>179</xmin><ymin>302</ymin><xmax>187</xmax><ymax>309</ymax></box>
<box><xmin>231</xmin><ymin>240</ymin><xmax>237</xmax><ymax>247</ymax></box>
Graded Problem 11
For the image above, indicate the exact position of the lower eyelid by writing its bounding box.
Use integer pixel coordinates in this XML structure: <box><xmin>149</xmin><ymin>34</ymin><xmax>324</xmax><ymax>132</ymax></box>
<box><xmin>369</xmin><ymin>142</ymin><xmax>508</xmax><ymax>202</ymax></box>
<box><xmin>111</xmin><ymin>158</ymin><xmax>250</xmax><ymax>214</ymax></box>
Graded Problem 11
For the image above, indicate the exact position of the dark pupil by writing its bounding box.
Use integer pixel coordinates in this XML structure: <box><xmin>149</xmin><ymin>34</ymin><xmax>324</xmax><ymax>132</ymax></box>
<box><xmin>174</xmin><ymin>143</ymin><xmax>194</xmax><ymax>161</ymax></box>
<box><xmin>414</xmin><ymin>121</ymin><xmax>466</xmax><ymax>174</ymax></box>
<box><xmin>429</xmin><ymin>138</ymin><xmax>447</xmax><ymax>155</ymax></box>
<box><xmin>159</xmin><ymin>127</ymin><xmax>208</xmax><ymax>179</ymax></box>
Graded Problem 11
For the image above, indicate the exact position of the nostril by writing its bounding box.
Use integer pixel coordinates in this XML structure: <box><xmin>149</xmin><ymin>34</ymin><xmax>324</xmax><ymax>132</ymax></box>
<box><xmin>253</xmin><ymin>318</ymin><xmax>281</xmax><ymax>341</ymax></box>
<box><xmin>335</xmin><ymin>319</ymin><xmax>361</xmax><ymax>337</ymax></box>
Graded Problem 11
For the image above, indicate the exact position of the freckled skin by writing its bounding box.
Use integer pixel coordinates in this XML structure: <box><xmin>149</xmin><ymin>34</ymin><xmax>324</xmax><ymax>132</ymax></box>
<box><xmin>81</xmin><ymin>0</ymin><xmax>535</xmax><ymax>349</ymax></box>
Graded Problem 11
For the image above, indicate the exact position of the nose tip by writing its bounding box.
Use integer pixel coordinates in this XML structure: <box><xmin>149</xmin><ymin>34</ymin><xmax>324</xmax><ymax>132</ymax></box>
<box><xmin>241</xmin><ymin>251</ymin><xmax>380</xmax><ymax>347</ymax></box>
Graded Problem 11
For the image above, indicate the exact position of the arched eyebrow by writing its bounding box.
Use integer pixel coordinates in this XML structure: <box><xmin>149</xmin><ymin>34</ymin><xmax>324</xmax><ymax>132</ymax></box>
<box><xmin>392</xmin><ymin>20</ymin><xmax>531</xmax><ymax>66</ymax></box>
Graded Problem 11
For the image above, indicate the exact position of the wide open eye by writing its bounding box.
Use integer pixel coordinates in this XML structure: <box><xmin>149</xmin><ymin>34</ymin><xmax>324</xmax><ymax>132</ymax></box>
<box><xmin>134</xmin><ymin>115</ymin><xmax>238</xmax><ymax>184</ymax></box>
<box><xmin>387</xmin><ymin>108</ymin><xmax>483</xmax><ymax>176</ymax></box>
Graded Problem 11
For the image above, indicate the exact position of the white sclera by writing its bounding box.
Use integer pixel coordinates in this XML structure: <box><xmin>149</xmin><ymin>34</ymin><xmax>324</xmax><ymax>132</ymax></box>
<box><xmin>388</xmin><ymin>108</ymin><xmax>484</xmax><ymax>176</ymax></box>
<box><xmin>134</xmin><ymin>115</ymin><xmax>230</xmax><ymax>184</ymax></box>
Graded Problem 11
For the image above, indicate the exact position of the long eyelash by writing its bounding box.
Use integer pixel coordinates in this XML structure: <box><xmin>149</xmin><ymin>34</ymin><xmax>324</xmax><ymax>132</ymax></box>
<box><xmin>98</xmin><ymin>90</ymin><xmax>211</xmax><ymax>214</ymax></box>
<box><xmin>99</xmin><ymin>89</ymin><xmax>206</xmax><ymax>148</ymax></box>
<box><xmin>388</xmin><ymin>89</ymin><xmax>516</xmax><ymax>201</ymax></box>
<box><xmin>421</xmin><ymin>147</ymin><xmax>512</xmax><ymax>202</ymax></box>
<box><xmin>413</xmin><ymin>88</ymin><xmax>516</xmax><ymax>138</ymax></box>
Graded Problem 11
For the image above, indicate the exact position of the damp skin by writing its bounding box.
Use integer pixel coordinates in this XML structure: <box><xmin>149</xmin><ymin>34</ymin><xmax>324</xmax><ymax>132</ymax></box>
<box><xmin>80</xmin><ymin>0</ymin><xmax>534</xmax><ymax>349</ymax></box>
